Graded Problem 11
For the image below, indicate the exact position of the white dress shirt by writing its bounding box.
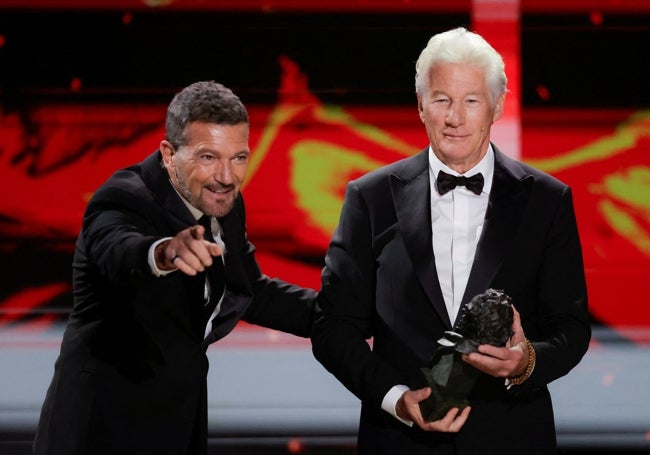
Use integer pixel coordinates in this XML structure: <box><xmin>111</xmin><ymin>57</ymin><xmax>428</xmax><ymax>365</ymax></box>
<box><xmin>428</xmin><ymin>146</ymin><xmax>494</xmax><ymax>325</ymax></box>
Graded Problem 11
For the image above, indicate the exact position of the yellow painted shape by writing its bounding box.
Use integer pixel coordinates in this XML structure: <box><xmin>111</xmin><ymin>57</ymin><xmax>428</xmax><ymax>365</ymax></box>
<box><xmin>526</xmin><ymin>110</ymin><xmax>650</xmax><ymax>173</ymax></box>
<box><xmin>315</xmin><ymin>104</ymin><xmax>418</xmax><ymax>156</ymax></box>
<box><xmin>599</xmin><ymin>199</ymin><xmax>650</xmax><ymax>257</ymax></box>
<box><xmin>291</xmin><ymin>140</ymin><xmax>384</xmax><ymax>233</ymax></box>
<box><xmin>245</xmin><ymin>103</ymin><xmax>310</xmax><ymax>188</ymax></box>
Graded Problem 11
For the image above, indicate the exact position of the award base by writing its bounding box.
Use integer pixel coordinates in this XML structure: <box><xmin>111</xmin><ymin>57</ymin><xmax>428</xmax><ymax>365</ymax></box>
<box><xmin>419</xmin><ymin>350</ymin><xmax>480</xmax><ymax>422</ymax></box>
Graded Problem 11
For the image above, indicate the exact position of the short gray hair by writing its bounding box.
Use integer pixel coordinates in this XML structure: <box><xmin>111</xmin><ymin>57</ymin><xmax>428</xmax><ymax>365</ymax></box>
<box><xmin>415</xmin><ymin>27</ymin><xmax>507</xmax><ymax>104</ymax></box>
<box><xmin>165</xmin><ymin>81</ymin><xmax>249</xmax><ymax>149</ymax></box>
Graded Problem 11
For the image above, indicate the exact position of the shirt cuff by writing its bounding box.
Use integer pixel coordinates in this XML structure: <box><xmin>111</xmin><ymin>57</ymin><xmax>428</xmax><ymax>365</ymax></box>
<box><xmin>148</xmin><ymin>237</ymin><xmax>175</xmax><ymax>277</ymax></box>
<box><xmin>381</xmin><ymin>385</ymin><xmax>413</xmax><ymax>427</ymax></box>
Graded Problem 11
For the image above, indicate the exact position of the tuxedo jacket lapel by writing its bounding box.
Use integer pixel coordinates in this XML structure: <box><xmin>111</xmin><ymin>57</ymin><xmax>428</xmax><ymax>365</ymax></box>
<box><xmin>461</xmin><ymin>146</ymin><xmax>533</xmax><ymax>309</ymax></box>
<box><xmin>391</xmin><ymin>149</ymin><xmax>452</xmax><ymax>328</ymax></box>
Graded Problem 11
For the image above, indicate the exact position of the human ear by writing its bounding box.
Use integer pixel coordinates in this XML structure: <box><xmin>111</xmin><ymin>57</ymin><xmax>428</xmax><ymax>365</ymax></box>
<box><xmin>417</xmin><ymin>96</ymin><xmax>425</xmax><ymax>122</ymax></box>
<box><xmin>160</xmin><ymin>140</ymin><xmax>175</xmax><ymax>167</ymax></box>
<box><xmin>493</xmin><ymin>94</ymin><xmax>506</xmax><ymax>122</ymax></box>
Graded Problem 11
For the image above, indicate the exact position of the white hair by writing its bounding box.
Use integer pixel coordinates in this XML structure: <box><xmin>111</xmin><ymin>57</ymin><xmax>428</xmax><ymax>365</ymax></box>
<box><xmin>415</xmin><ymin>27</ymin><xmax>508</xmax><ymax>104</ymax></box>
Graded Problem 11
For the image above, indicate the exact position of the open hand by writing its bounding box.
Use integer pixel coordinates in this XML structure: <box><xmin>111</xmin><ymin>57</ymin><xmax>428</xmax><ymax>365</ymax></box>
<box><xmin>396</xmin><ymin>387</ymin><xmax>471</xmax><ymax>432</ymax></box>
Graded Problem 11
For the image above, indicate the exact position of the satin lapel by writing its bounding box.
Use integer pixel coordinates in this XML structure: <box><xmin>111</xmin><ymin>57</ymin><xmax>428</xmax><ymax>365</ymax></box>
<box><xmin>461</xmin><ymin>147</ymin><xmax>532</xmax><ymax>309</ymax></box>
<box><xmin>217</xmin><ymin>195</ymin><xmax>253</xmax><ymax>297</ymax></box>
<box><xmin>391</xmin><ymin>151</ymin><xmax>451</xmax><ymax>328</ymax></box>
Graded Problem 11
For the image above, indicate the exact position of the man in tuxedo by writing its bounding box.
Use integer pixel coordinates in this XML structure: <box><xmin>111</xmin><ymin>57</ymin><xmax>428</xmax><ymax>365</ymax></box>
<box><xmin>311</xmin><ymin>27</ymin><xmax>591</xmax><ymax>454</ymax></box>
<box><xmin>34</xmin><ymin>81</ymin><xmax>316</xmax><ymax>455</ymax></box>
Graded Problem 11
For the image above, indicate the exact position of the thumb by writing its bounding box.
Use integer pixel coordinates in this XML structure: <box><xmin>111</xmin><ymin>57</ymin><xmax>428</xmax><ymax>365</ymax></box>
<box><xmin>397</xmin><ymin>387</ymin><xmax>431</xmax><ymax>424</ymax></box>
<box><xmin>509</xmin><ymin>305</ymin><xmax>525</xmax><ymax>346</ymax></box>
<box><xmin>408</xmin><ymin>387</ymin><xmax>432</xmax><ymax>404</ymax></box>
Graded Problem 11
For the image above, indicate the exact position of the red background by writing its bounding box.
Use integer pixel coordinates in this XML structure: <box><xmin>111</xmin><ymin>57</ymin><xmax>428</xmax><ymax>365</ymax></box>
<box><xmin>0</xmin><ymin>1</ymin><xmax>648</xmax><ymax>342</ymax></box>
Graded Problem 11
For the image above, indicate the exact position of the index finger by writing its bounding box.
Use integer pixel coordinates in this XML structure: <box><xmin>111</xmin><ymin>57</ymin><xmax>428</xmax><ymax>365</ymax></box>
<box><xmin>475</xmin><ymin>343</ymin><xmax>508</xmax><ymax>359</ymax></box>
<box><xmin>206</xmin><ymin>242</ymin><xmax>223</xmax><ymax>258</ymax></box>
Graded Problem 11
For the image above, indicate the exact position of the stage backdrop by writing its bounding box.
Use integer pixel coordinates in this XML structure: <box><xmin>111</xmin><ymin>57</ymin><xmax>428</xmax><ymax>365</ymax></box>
<box><xmin>0</xmin><ymin>8</ymin><xmax>649</xmax><ymax>342</ymax></box>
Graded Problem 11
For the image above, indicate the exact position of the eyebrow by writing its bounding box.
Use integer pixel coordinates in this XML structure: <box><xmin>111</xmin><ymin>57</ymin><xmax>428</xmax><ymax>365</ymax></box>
<box><xmin>430</xmin><ymin>90</ymin><xmax>486</xmax><ymax>99</ymax></box>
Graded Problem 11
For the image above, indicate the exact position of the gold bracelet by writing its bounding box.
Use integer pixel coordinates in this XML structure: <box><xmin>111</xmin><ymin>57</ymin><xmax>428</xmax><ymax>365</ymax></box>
<box><xmin>508</xmin><ymin>338</ymin><xmax>536</xmax><ymax>385</ymax></box>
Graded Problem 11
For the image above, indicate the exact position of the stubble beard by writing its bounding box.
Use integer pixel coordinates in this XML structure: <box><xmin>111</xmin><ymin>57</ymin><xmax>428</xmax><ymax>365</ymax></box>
<box><xmin>175</xmin><ymin>167</ymin><xmax>236</xmax><ymax>218</ymax></box>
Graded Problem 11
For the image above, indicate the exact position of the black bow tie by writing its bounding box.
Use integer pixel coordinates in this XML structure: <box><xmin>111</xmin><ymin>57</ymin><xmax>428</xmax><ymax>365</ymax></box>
<box><xmin>436</xmin><ymin>170</ymin><xmax>484</xmax><ymax>196</ymax></box>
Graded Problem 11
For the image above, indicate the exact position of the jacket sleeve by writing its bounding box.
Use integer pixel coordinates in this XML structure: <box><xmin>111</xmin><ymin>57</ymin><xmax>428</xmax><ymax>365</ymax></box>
<box><xmin>220</xmin><ymin>195</ymin><xmax>317</xmax><ymax>338</ymax></box>
<box><xmin>311</xmin><ymin>180</ymin><xmax>405</xmax><ymax>408</ymax></box>
<box><xmin>81</xmin><ymin>170</ymin><xmax>163</xmax><ymax>285</ymax></box>
<box><xmin>510</xmin><ymin>185</ymin><xmax>591</xmax><ymax>394</ymax></box>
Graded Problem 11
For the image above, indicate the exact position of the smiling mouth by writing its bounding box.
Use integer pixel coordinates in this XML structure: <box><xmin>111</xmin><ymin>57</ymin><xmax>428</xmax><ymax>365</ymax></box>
<box><xmin>206</xmin><ymin>186</ymin><xmax>232</xmax><ymax>195</ymax></box>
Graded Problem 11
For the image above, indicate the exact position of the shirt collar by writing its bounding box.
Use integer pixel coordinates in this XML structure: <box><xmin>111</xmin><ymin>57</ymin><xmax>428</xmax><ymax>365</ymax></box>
<box><xmin>169</xmin><ymin>181</ymin><xmax>204</xmax><ymax>221</ymax></box>
<box><xmin>428</xmin><ymin>144</ymin><xmax>495</xmax><ymax>195</ymax></box>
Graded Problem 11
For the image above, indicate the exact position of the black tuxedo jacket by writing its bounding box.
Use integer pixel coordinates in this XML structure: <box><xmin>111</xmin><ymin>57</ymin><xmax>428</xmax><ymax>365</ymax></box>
<box><xmin>312</xmin><ymin>145</ymin><xmax>591</xmax><ymax>454</ymax></box>
<box><xmin>34</xmin><ymin>151</ymin><xmax>316</xmax><ymax>455</ymax></box>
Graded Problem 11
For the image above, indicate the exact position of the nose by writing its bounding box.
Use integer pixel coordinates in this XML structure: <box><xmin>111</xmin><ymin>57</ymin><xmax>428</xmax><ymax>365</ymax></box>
<box><xmin>445</xmin><ymin>103</ymin><xmax>464</xmax><ymax>127</ymax></box>
<box><xmin>214</xmin><ymin>159</ymin><xmax>233</xmax><ymax>185</ymax></box>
